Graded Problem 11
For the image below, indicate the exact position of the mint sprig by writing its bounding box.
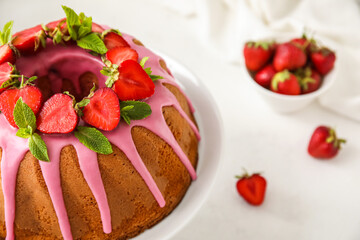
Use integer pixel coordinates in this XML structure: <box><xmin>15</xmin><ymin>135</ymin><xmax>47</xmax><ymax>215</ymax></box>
<box><xmin>74</xmin><ymin>126</ymin><xmax>113</xmax><ymax>154</ymax></box>
<box><xmin>14</xmin><ymin>98</ymin><xmax>49</xmax><ymax>162</ymax></box>
<box><xmin>61</xmin><ymin>5</ymin><xmax>107</xmax><ymax>54</ymax></box>
<box><xmin>139</xmin><ymin>57</ymin><xmax>163</xmax><ymax>82</ymax></box>
<box><xmin>0</xmin><ymin>21</ymin><xmax>13</xmax><ymax>45</ymax></box>
<box><xmin>120</xmin><ymin>101</ymin><xmax>152</xmax><ymax>125</ymax></box>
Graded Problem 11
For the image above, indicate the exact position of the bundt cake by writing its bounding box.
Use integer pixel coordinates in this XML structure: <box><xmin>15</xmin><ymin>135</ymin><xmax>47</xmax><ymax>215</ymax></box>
<box><xmin>0</xmin><ymin>6</ymin><xmax>200</xmax><ymax>240</ymax></box>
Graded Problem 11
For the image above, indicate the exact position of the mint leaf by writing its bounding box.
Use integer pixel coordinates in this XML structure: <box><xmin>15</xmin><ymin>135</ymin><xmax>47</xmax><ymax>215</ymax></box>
<box><xmin>13</xmin><ymin>98</ymin><xmax>36</xmax><ymax>130</ymax></box>
<box><xmin>78</xmin><ymin>25</ymin><xmax>92</xmax><ymax>39</ymax></box>
<box><xmin>16</xmin><ymin>126</ymin><xmax>33</xmax><ymax>139</ymax></box>
<box><xmin>149</xmin><ymin>74</ymin><xmax>163</xmax><ymax>81</ymax></box>
<box><xmin>120</xmin><ymin>101</ymin><xmax>152</xmax><ymax>125</ymax></box>
<box><xmin>62</xmin><ymin>5</ymin><xmax>80</xmax><ymax>40</ymax></box>
<box><xmin>29</xmin><ymin>133</ymin><xmax>49</xmax><ymax>162</ymax></box>
<box><xmin>74</xmin><ymin>126</ymin><xmax>113</xmax><ymax>154</ymax></box>
<box><xmin>139</xmin><ymin>57</ymin><xmax>163</xmax><ymax>82</ymax></box>
<box><xmin>77</xmin><ymin>33</ymin><xmax>107</xmax><ymax>54</ymax></box>
<box><xmin>0</xmin><ymin>21</ymin><xmax>13</xmax><ymax>45</ymax></box>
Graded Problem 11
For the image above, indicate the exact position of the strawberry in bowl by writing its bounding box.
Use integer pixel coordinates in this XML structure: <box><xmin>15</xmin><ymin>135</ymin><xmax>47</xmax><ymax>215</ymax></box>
<box><xmin>243</xmin><ymin>35</ymin><xmax>337</xmax><ymax>113</ymax></box>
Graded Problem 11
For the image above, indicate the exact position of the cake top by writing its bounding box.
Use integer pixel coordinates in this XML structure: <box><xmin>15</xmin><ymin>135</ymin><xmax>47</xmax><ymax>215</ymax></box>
<box><xmin>0</xmin><ymin>6</ymin><xmax>166</xmax><ymax>161</ymax></box>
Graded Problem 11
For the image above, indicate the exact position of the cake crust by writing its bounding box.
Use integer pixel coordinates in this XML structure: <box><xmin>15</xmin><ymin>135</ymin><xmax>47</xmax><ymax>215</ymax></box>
<box><xmin>0</xmin><ymin>83</ymin><xmax>198</xmax><ymax>239</ymax></box>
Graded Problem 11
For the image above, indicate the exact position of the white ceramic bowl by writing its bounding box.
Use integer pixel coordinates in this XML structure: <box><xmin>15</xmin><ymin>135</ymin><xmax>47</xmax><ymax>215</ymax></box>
<box><xmin>244</xmin><ymin>37</ymin><xmax>337</xmax><ymax>113</ymax></box>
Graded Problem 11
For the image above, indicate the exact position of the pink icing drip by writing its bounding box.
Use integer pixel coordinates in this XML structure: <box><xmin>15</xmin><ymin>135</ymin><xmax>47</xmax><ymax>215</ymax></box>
<box><xmin>0</xmin><ymin>115</ymin><xmax>28</xmax><ymax>240</ymax></box>
<box><xmin>72</xmin><ymin>141</ymin><xmax>112</xmax><ymax>233</ymax></box>
<box><xmin>38</xmin><ymin>138</ymin><xmax>73</xmax><ymax>240</ymax></box>
<box><xmin>0</xmin><ymin>32</ymin><xmax>199</xmax><ymax>240</ymax></box>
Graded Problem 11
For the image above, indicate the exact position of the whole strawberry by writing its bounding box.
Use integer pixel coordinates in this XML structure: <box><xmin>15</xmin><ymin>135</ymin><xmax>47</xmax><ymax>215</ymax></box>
<box><xmin>273</xmin><ymin>42</ymin><xmax>307</xmax><ymax>71</ymax></box>
<box><xmin>254</xmin><ymin>64</ymin><xmax>276</xmax><ymax>88</ymax></box>
<box><xmin>271</xmin><ymin>70</ymin><xmax>301</xmax><ymax>95</ymax></box>
<box><xmin>236</xmin><ymin>170</ymin><xmax>267</xmax><ymax>206</ymax></box>
<box><xmin>290</xmin><ymin>34</ymin><xmax>315</xmax><ymax>53</ymax></box>
<box><xmin>308</xmin><ymin>126</ymin><xmax>346</xmax><ymax>159</ymax></box>
<box><xmin>310</xmin><ymin>48</ymin><xmax>336</xmax><ymax>75</ymax></box>
<box><xmin>298</xmin><ymin>68</ymin><xmax>322</xmax><ymax>94</ymax></box>
<box><xmin>243</xmin><ymin>41</ymin><xmax>274</xmax><ymax>71</ymax></box>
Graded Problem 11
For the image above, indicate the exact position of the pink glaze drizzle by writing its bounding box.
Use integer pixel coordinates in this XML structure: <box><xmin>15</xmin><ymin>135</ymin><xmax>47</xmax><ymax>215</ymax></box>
<box><xmin>0</xmin><ymin>32</ymin><xmax>200</xmax><ymax>240</ymax></box>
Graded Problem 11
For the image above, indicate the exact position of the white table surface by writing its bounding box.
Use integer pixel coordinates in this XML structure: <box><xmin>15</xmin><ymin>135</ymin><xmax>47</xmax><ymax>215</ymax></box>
<box><xmin>1</xmin><ymin>0</ymin><xmax>360</xmax><ymax>239</ymax></box>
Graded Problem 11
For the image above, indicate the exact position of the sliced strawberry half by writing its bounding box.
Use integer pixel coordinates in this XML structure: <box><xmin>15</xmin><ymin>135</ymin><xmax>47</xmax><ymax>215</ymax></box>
<box><xmin>45</xmin><ymin>18</ymin><xmax>67</xmax><ymax>32</ymax></box>
<box><xmin>0</xmin><ymin>85</ymin><xmax>43</xmax><ymax>128</ymax></box>
<box><xmin>82</xmin><ymin>88</ymin><xmax>120</xmax><ymax>131</ymax></box>
<box><xmin>0</xmin><ymin>62</ymin><xmax>15</xmax><ymax>93</ymax></box>
<box><xmin>12</xmin><ymin>25</ymin><xmax>46</xmax><ymax>54</ymax></box>
<box><xmin>104</xmin><ymin>32</ymin><xmax>130</xmax><ymax>50</ymax></box>
<box><xmin>0</xmin><ymin>44</ymin><xmax>16</xmax><ymax>65</ymax></box>
<box><xmin>106</xmin><ymin>46</ymin><xmax>138</xmax><ymax>66</ymax></box>
<box><xmin>37</xmin><ymin>93</ymin><xmax>78</xmax><ymax>134</ymax></box>
<box><xmin>92</xmin><ymin>22</ymin><xmax>105</xmax><ymax>33</ymax></box>
<box><xmin>113</xmin><ymin>60</ymin><xmax>155</xmax><ymax>101</ymax></box>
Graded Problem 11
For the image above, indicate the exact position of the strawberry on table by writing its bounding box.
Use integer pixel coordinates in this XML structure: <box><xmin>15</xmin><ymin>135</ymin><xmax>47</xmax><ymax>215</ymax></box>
<box><xmin>112</xmin><ymin>60</ymin><xmax>155</xmax><ymax>101</ymax></box>
<box><xmin>103</xmin><ymin>31</ymin><xmax>130</xmax><ymax>50</ymax></box>
<box><xmin>0</xmin><ymin>85</ymin><xmax>43</xmax><ymax>128</ymax></box>
<box><xmin>243</xmin><ymin>41</ymin><xmax>274</xmax><ymax>71</ymax></box>
<box><xmin>310</xmin><ymin>48</ymin><xmax>336</xmax><ymax>75</ymax></box>
<box><xmin>308</xmin><ymin>126</ymin><xmax>346</xmax><ymax>159</ymax></box>
<box><xmin>273</xmin><ymin>42</ymin><xmax>307</xmax><ymax>71</ymax></box>
<box><xmin>82</xmin><ymin>88</ymin><xmax>120</xmax><ymax>131</ymax></box>
<box><xmin>106</xmin><ymin>46</ymin><xmax>139</xmax><ymax>66</ymax></box>
<box><xmin>236</xmin><ymin>170</ymin><xmax>267</xmax><ymax>206</ymax></box>
<box><xmin>37</xmin><ymin>93</ymin><xmax>78</xmax><ymax>134</ymax></box>
<box><xmin>12</xmin><ymin>25</ymin><xmax>46</xmax><ymax>54</ymax></box>
<box><xmin>271</xmin><ymin>70</ymin><xmax>301</xmax><ymax>95</ymax></box>
<box><xmin>254</xmin><ymin>64</ymin><xmax>276</xmax><ymax>88</ymax></box>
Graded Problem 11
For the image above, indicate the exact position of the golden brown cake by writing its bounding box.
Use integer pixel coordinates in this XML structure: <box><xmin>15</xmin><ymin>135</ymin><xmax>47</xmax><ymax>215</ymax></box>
<box><xmin>0</xmin><ymin>6</ymin><xmax>200</xmax><ymax>240</ymax></box>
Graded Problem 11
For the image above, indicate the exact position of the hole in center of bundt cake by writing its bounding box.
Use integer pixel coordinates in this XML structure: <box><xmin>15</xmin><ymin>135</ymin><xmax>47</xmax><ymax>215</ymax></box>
<box><xmin>15</xmin><ymin>41</ymin><xmax>107</xmax><ymax>101</ymax></box>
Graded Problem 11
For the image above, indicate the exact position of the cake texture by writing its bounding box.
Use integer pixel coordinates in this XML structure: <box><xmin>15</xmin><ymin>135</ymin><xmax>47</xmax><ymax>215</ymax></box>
<box><xmin>0</xmin><ymin>6</ymin><xmax>200</xmax><ymax>240</ymax></box>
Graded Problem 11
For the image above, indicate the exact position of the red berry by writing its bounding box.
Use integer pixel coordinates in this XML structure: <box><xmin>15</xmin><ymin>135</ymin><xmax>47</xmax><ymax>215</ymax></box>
<box><xmin>0</xmin><ymin>62</ymin><xmax>15</xmax><ymax>93</ymax></box>
<box><xmin>45</xmin><ymin>18</ymin><xmax>67</xmax><ymax>32</ymax></box>
<box><xmin>308</xmin><ymin>126</ymin><xmax>346</xmax><ymax>159</ymax></box>
<box><xmin>254</xmin><ymin>64</ymin><xmax>276</xmax><ymax>88</ymax></box>
<box><xmin>0</xmin><ymin>45</ymin><xmax>16</xmax><ymax>65</ymax></box>
<box><xmin>92</xmin><ymin>22</ymin><xmax>105</xmax><ymax>33</ymax></box>
<box><xmin>300</xmin><ymin>68</ymin><xmax>322</xmax><ymax>94</ymax></box>
<box><xmin>37</xmin><ymin>93</ymin><xmax>78</xmax><ymax>134</ymax></box>
<box><xmin>103</xmin><ymin>32</ymin><xmax>130</xmax><ymax>50</ymax></box>
<box><xmin>310</xmin><ymin>49</ymin><xmax>336</xmax><ymax>75</ymax></box>
<box><xmin>271</xmin><ymin>70</ymin><xmax>301</xmax><ymax>95</ymax></box>
<box><xmin>236</xmin><ymin>172</ymin><xmax>267</xmax><ymax>206</ymax></box>
<box><xmin>106</xmin><ymin>46</ymin><xmax>138</xmax><ymax>66</ymax></box>
<box><xmin>82</xmin><ymin>88</ymin><xmax>120</xmax><ymax>131</ymax></box>
<box><xmin>0</xmin><ymin>85</ymin><xmax>43</xmax><ymax>128</ymax></box>
<box><xmin>243</xmin><ymin>41</ymin><xmax>274</xmax><ymax>71</ymax></box>
<box><xmin>273</xmin><ymin>42</ymin><xmax>307</xmax><ymax>71</ymax></box>
<box><xmin>112</xmin><ymin>60</ymin><xmax>155</xmax><ymax>101</ymax></box>
<box><xmin>12</xmin><ymin>25</ymin><xmax>45</xmax><ymax>54</ymax></box>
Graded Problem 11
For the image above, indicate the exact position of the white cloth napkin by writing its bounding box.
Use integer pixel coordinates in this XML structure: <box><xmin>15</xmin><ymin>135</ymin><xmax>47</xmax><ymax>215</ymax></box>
<box><xmin>157</xmin><ymin>0</ymin><xmax>360</xmax><ymax>121</ymax></box>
